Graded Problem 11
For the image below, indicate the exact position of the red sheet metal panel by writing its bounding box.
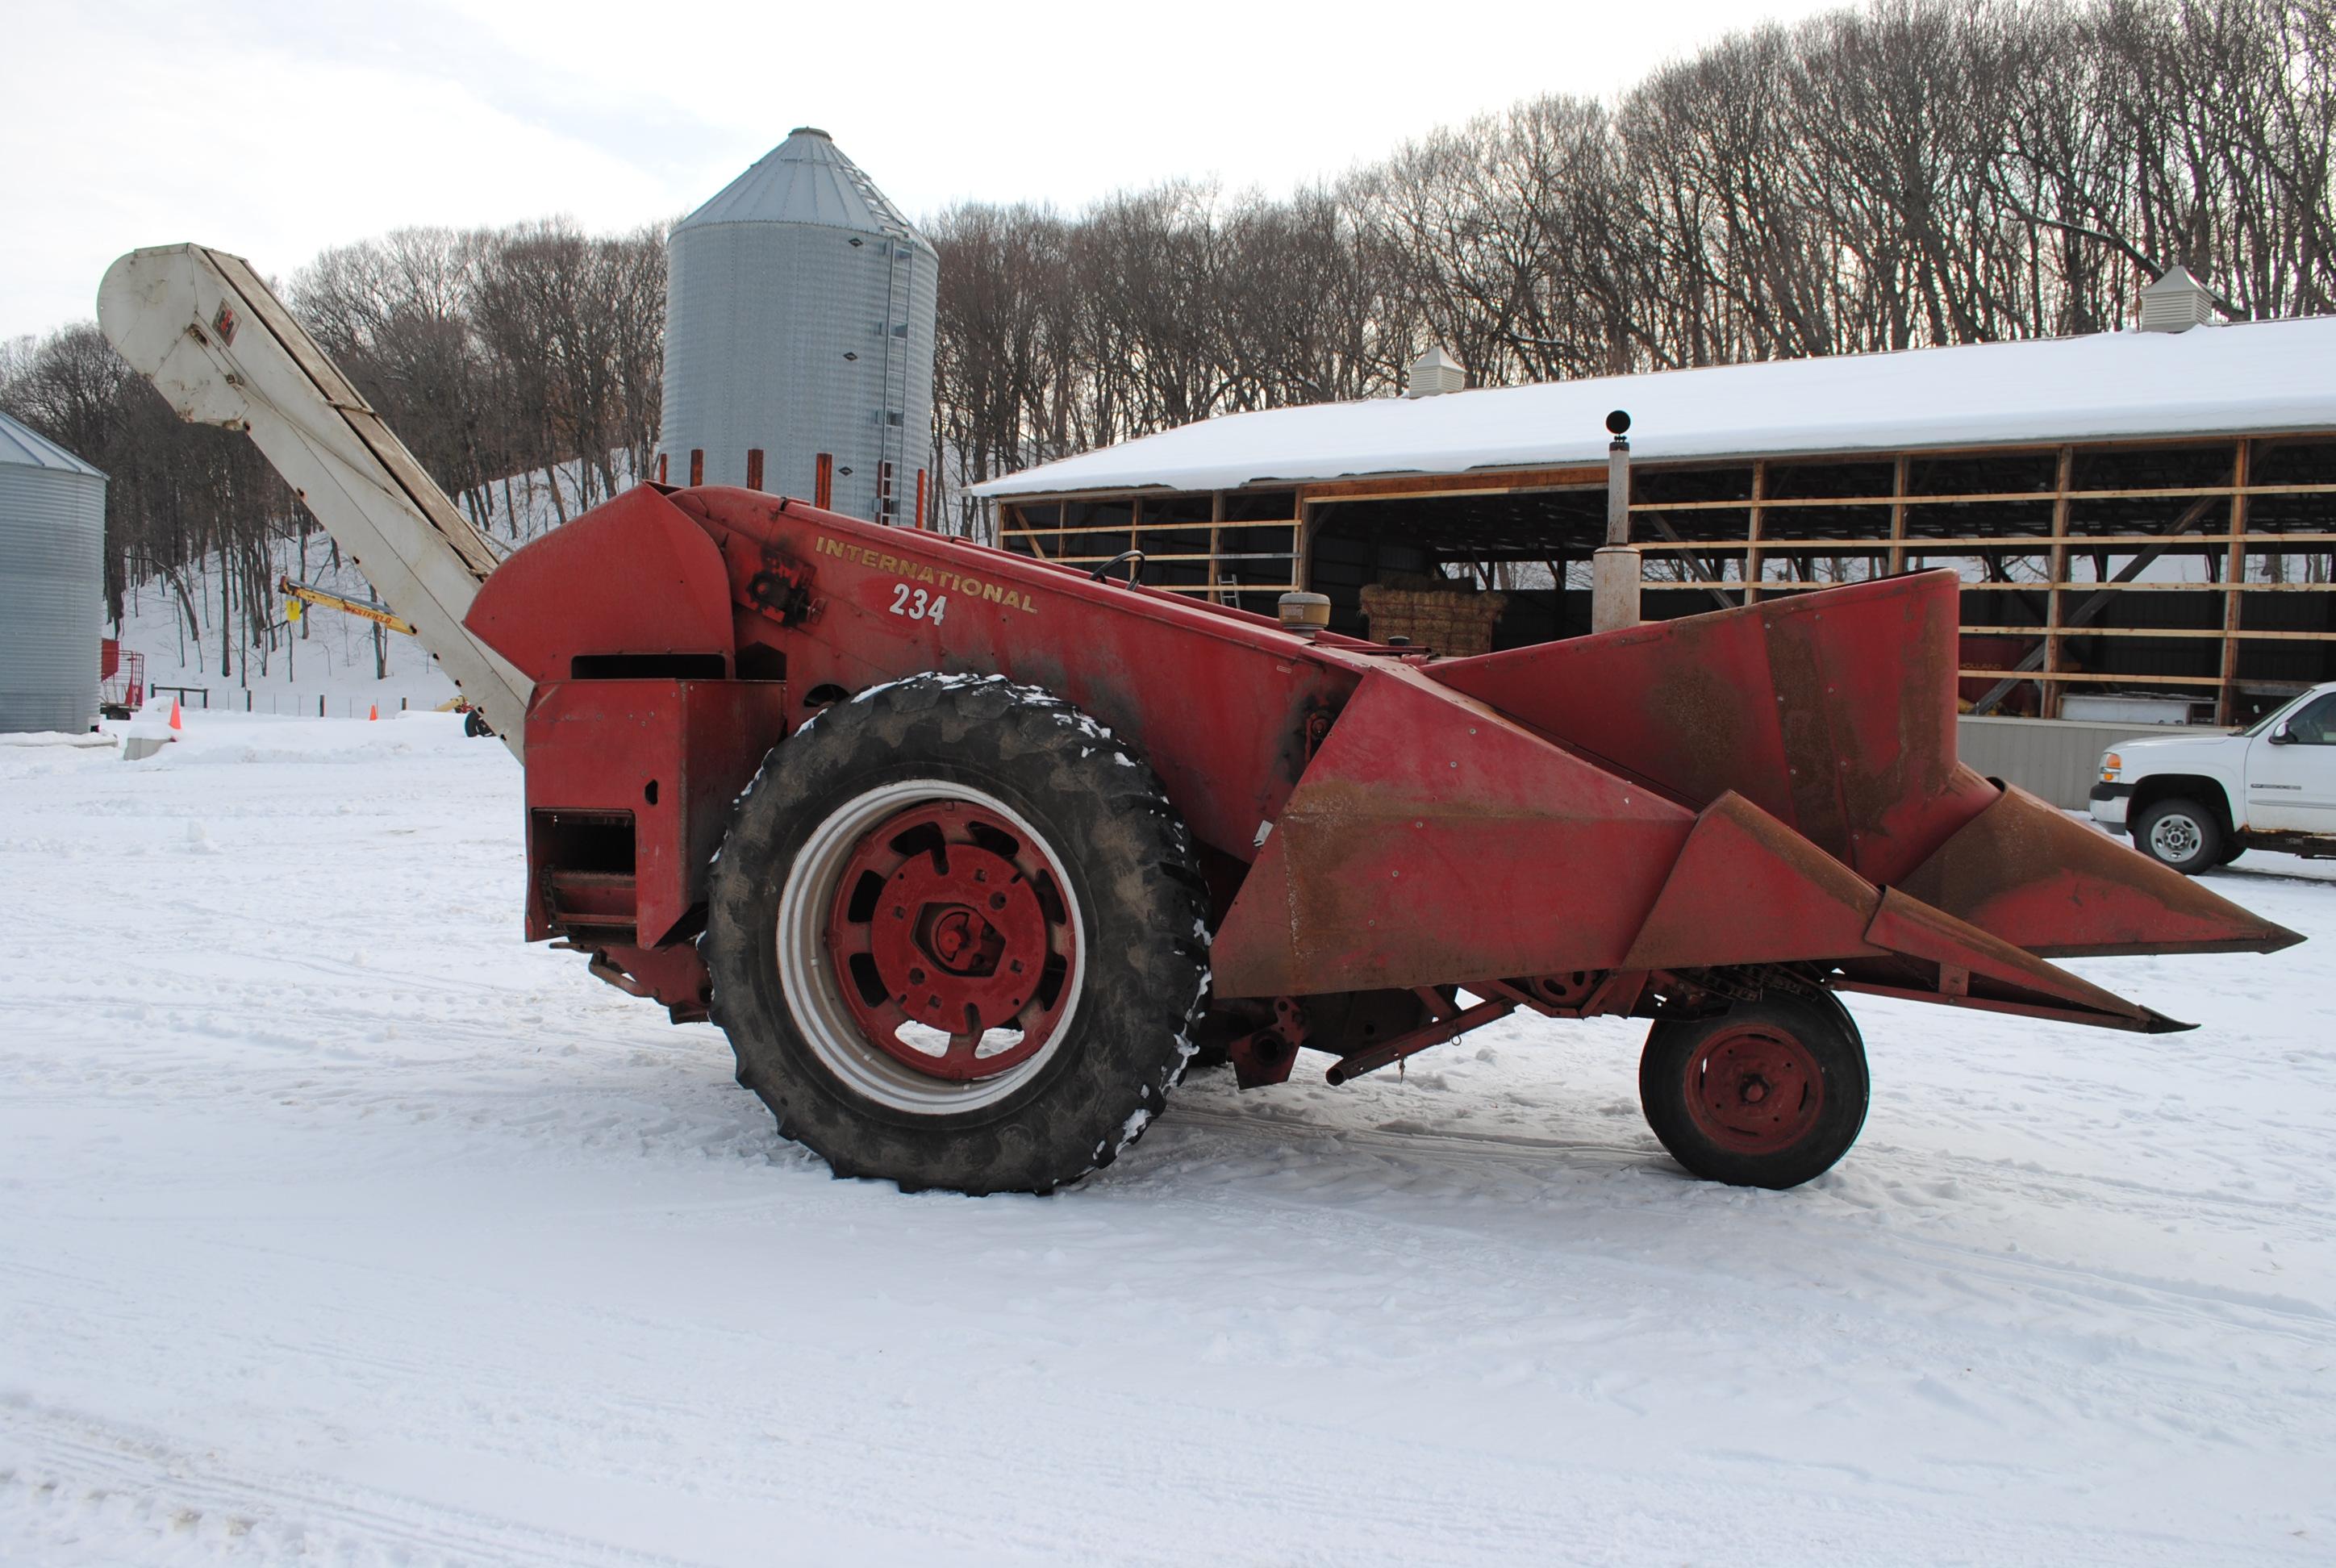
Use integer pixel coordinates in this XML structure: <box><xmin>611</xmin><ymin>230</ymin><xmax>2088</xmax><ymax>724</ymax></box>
<box><xmin>1621</xmin><ymin>792</ymin><xmax>1888</xmax><ymax>971</ymax></box>
<box><xmin>524</xmin><ymin>678</ymin><xmax>793</xmax><ymax>949</ymax></box>
<box><xmin>465</xmin><ymin>486</ymin><xmax>736</xmax><ymax>682</ymax></box>
<box><xmin>1860</xmin><ymin>886</ymin><xmax>2155</xmax><ymax>1026</ymax></box>
<box><xmin>1425</xmin><ymin>569</ymin><xmax>1998</xmax><ymax>888</ymax></box>
<box><xmin>1212</xmin><ymin>665</ymin><xmax>1695</xmax><ymax>997</ymax></box>
<box><xmin>666</xmin><ymin>489</ymin><xmax>1358</xmax><ymax>865</ymax></box>
<box><xmin>1897</xmin><ymin>782</ymin><xmax>2305</xmax><ymax>957</ymax></box>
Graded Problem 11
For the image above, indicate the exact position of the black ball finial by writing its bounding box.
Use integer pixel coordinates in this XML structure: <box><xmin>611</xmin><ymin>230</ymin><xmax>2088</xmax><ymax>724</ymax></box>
<box><xmin>1606</xmin><ymin>408</ymin><xmax>1632</xmax><ymax>436</ymax></box>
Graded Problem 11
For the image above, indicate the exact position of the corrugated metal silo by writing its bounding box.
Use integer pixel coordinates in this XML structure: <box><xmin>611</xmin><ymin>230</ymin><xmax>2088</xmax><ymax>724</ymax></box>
<box><xmin>0</xmin><ymin>410</ymin><xmax>106</xmax><ymax>733</ymax></box>
<box><xmin>660</xmin><ymin>127</ymin><xmax>938</xmax><ymax>527</ymax></box>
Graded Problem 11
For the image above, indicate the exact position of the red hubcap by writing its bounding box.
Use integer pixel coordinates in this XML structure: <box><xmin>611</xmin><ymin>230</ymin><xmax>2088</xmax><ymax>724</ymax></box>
<box><xmin>823</xmin><ymin>800</ymin><xmax>1075</xmax><ymax>1082</ymax></box>
<box><xmin>1683</xmin><ymin>1024</ymin><xmax>1825</xmax><ymax>1155</ymax></box>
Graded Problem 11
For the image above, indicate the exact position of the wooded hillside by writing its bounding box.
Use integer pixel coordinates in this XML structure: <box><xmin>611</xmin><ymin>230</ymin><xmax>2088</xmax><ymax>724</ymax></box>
<box><xmin>4</xmin><ymin>0</ymin><xmax>2328</xmax><ymax>667</ymax></box>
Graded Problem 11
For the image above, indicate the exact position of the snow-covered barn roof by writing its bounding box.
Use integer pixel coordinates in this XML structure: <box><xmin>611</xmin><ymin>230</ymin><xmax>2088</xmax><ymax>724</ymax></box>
<box><xmin>970</xmin><ymin>317</ymin><xmax>2336</xmax><ymax>499</ymax></box>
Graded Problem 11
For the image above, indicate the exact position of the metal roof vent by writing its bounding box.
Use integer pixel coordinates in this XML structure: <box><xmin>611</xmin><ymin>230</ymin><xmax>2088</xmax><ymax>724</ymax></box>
<box><xmin>2138</xmin><ymin>264</ymin><xmax>2217</xmax><ymax>334</ymax></box>
<box><xmin>1404</xmin><ymin>344</ymin><xmax>1466</xmax><ymax>398</ymax></box>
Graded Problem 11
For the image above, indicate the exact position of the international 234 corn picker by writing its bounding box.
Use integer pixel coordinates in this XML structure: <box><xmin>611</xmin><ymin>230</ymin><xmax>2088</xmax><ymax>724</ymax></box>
<box><xmin>99</xmin><ymin>244</ymin><xmax>2303</xmax><ymax>1195</ymax></box>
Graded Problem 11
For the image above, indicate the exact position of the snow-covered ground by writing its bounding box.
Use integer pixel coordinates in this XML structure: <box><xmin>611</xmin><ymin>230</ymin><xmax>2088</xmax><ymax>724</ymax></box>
<box><xmin>2</xmin><ymin>715</ymin><xmax>2331</xmax><ymax>1566</ymax></box>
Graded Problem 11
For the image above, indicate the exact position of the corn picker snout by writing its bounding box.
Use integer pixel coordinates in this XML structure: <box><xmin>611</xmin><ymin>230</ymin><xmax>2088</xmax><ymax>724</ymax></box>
<box><xmin>102</xmin><ymin>244</ymin><xmax>2302</xmax><ymax>1195</ymax></box>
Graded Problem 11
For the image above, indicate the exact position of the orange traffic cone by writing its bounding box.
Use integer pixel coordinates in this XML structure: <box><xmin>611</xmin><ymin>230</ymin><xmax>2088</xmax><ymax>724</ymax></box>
<box><xmin>368</xmin><ymin>703</ymin><xmax>378</xmax><ymax>721</ymax></box>
<box><xmin>168</xmin><ymin>699</ymin><xmax>182</xmax><ymax>732</ymax></box>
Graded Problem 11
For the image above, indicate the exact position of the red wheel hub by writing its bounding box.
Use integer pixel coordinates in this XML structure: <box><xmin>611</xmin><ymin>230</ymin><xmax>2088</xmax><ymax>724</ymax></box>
<box><xmin>1683</xmin><ymin>1024</ymin><xmax>1825</xmax><ymax>1155</ymax></box>
<box><xmin>823</xmin><ymin>800</ymin><xmax>1076</xmax><ymax>1082</ymax></box>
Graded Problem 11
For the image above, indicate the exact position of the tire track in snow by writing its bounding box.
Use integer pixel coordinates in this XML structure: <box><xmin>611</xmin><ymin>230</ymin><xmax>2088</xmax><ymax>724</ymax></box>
<box><xmin>0</xmin><ymin>1397</ymin><xmax>694</xmax><ymax>1567</ymax></box>
<box><xmin>1153</xmin><ymin>1097</ymin><xmax>2336</xmax><ymax>1335</ymax></box>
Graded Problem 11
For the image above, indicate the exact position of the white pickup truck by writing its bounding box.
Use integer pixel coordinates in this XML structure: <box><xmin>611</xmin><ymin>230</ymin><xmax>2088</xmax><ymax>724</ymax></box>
<box><xmin>2091</xmin><ymin>681</ymin><xmax>2336</xmax><ymax>873</ymax></box>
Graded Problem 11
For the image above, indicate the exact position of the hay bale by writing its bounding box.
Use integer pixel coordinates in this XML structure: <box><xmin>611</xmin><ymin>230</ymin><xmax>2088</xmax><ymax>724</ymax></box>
<box><xmin>1357</xmin><ymin>583</ymin><xmax>1509</xmax><ymax>657</ymax></box>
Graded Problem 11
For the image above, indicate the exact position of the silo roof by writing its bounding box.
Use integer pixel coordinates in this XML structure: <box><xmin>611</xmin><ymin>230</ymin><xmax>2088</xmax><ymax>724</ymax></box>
<box><xmin>0</xmin><ymin>410</ymin><xmax>105</xmax><ymax>477</ymax></box>
<box><xmin>676</xmin><ymin>127</ymin><xmax>933</xmax><ymax>252</ymax></box>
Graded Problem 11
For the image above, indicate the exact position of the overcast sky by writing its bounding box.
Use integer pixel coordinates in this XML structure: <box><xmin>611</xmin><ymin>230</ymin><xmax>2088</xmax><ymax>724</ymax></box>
<box><xmin>5</xmin><ymin>0</ymin><xmax>1840</xmax><ymax>340</ymax></box>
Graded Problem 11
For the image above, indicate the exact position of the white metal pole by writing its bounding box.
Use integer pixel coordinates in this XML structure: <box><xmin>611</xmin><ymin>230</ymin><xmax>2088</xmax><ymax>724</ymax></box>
<box><xmin>1591</xmin><ymin>410</ymin><xmax>1641</xmax><ymax>632</ymax></box>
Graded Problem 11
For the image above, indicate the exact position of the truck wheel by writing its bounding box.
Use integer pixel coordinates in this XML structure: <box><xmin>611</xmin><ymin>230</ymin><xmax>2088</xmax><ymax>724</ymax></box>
<box><xmin>703</xmin><ymin>675</ymin><xmax>1209</xmax><ymax>1195</ymax></box>
<box><xmin>1639</xmin><ymin>991</ymin><xmax>1870</xmax><ymax>1190</ymax></box>
<box><xmin>2134</xmin><ymin>797</ymin><xmax>2223</xmax><ymax>875</ymax></box>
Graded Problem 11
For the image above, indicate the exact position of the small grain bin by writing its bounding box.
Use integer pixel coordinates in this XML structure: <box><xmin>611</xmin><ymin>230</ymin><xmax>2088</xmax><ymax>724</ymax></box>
<box><xmin>659</xmin><ymin>128</ymin><xmax>939</xmax><ymax>526</ymax></box>
<box><xmin>0</xmin><ymin>410</ymin><xmax>106</xmax><ymax>733</ymax></box>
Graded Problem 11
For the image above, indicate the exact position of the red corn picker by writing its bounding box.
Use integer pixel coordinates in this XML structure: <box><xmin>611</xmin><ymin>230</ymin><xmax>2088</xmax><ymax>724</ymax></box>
<box><xmin>101</xmin><ymin>244</ymin><xmax>2301</xmax><ymax>1196</ymax></box>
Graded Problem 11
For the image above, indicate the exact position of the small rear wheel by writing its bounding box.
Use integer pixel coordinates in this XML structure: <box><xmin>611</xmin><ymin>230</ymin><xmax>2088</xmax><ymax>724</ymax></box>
<box><xmin>1639</xmin><ymin>990</ymin><xmax>1869</xmax><ymax>1190</ymax></box>
<box><xmin>2134</xmin><ymin>797</ymin><xmax>2223</xmax><ymax>875</ymax></box>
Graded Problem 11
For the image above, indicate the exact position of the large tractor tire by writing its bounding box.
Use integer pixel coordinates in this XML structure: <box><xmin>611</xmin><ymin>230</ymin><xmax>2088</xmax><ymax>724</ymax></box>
<box><xmin>703</xmin><ymin>675</ymin><xmax>1209</xmax><ymax>1195</ymax></box>
<box><xmin>1638</xmin><ymin>990</ymin><xmax>1870</xmax><ymax>1190</ymax></box>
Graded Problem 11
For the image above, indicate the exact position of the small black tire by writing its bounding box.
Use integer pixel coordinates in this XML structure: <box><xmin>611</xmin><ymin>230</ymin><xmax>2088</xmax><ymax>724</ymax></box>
<box><xmin>1639</xmin><ymin>990</ymin><xmax>1870</xmax><ymax>1190</ymax></box>
<box><xmin>703</xmin><ymin>674</ymin><xmax>1209</xmax><ymax>1195</ymax></box>
<box><xmin>2134</xmin><ymin>796</ymin><xmax>2224</xmax><ymax>875</ymax></box>
<box><xmin>463</xmin><ymin>709</ymin><xmax>492</xmax><ymax>738</ymax></box>
<box><xmin>1798</xmin><ymin>982</ymin><xmax>1864</xmax><ymax>1051</ymax></box>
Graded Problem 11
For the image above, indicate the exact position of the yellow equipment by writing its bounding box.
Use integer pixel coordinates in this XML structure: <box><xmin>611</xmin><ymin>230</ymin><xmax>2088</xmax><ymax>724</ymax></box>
<box><xmin>280</xmin><ymin>575</ymin><xmax>415</xmax><ymax>636</ymax></box>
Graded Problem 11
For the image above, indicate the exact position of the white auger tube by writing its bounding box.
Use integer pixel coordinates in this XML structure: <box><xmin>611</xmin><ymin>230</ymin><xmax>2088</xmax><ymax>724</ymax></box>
<box><xmin>98</xmin><ymin>244</ymin><xmax>533</xmax><ymax>759</ymax></box>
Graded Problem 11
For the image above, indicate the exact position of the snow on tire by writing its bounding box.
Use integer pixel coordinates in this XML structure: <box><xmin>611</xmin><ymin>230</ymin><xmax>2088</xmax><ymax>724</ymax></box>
<box><xmin>703</xmin><ymin>674</ymin><xmax>1210</xmax><ymax>1195</ymax></box>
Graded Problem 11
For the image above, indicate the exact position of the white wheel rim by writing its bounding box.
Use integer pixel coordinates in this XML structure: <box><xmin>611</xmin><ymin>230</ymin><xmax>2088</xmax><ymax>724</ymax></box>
<box><xmin>2149</xmin><ymin>813</ymin><xmax>2202</xmax><ymax>862</ymax></box>
<box><xmin>775</xmin><ymin>778</ymin><xmax>1085</xmax><ymax>1116</ymax></box>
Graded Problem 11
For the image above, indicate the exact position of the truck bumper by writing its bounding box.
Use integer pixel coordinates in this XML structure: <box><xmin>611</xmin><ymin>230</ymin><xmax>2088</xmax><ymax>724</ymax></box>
<box><xmin>2089</xmin><ymin>781</ymin><xmax>2134</xmax><ymax>832</ymax></box>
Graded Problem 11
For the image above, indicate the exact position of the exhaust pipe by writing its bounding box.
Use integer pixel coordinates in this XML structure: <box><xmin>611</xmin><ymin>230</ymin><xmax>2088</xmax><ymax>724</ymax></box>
<box><xmin>1591</xmin><ymin>409</ymin><xmax>1641</xmax><ymax>633</ymax></box>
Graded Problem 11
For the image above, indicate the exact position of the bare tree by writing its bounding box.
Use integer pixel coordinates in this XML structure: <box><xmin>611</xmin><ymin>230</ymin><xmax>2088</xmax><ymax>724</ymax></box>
<box><xmin>10</xmin><ymin>0</ymin><xmax>2330</xmax><ymax>625</ymax></box>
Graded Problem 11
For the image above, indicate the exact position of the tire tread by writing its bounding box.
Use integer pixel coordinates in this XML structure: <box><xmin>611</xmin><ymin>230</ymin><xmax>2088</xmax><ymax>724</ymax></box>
<box><xmin>703</xmin><ymin>675</ymin><xmax>1209</xmax><ymax>1195</ymax></box>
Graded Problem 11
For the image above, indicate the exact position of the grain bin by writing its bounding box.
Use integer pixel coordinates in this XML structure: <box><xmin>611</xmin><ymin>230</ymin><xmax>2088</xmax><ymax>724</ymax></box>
<box><xmin>659</xmin><ymin>128</ymin><xmax>938</xmax><ymax>526</ymax></box>
<box><xmin>0</xmin><ymin>410</ymin><xmax>106</xmax><ymax>733</ymax></box>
